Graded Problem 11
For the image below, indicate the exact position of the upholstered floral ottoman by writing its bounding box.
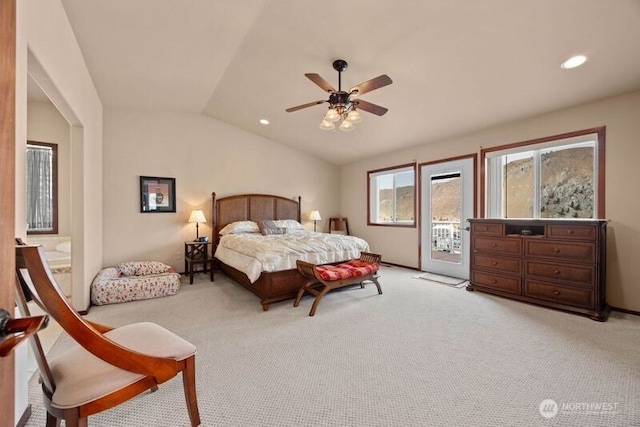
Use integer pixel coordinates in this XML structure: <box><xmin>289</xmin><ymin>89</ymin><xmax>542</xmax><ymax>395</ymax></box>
<box><xmin>90</xmin><ymin>261</ymin><xmax>181</xmax><ymax>305</ymax></box>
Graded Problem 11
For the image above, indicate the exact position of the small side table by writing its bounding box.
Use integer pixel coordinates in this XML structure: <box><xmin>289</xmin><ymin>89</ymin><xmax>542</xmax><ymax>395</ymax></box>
<box><xmin>184</xmin><ymin>241</ymin><xmax>214</xmax><ymax>284</ymax></box>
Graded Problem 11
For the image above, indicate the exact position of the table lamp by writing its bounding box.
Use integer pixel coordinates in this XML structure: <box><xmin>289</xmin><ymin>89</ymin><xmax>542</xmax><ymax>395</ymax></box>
<box><xmin>188</xmin><ymin>209</ymin><xmax>207</xmax><ymax>241</ymax></box>
<box><xmin>309</xmin><ymin>210</ymin><xmax>321</xmax><ymax>232</ymax></box>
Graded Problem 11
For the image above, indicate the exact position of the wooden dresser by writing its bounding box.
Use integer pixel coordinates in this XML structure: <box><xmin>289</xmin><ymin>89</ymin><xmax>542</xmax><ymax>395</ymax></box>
<box><xmin>467</xmin><ymin>218</ymin><xmax>609</xmax><ymax>321</ymax></box>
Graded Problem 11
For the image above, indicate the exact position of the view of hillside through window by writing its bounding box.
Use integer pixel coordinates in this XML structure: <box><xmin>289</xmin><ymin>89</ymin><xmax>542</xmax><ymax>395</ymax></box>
<box><xmin>369</xmin><ymin>165</ymin><xmax>415</xmax><ymax>225</ymax></box>
<box><xmin>431</xmin><ymin>175</ymin><xmax>462</xmax><ymax>262</ymax></box>
<box><xmin>504</xmin><ymin>146</ymin><xmax>594</xmax><ymax>218</ymax></box>
<box><xmin>377</xmin><ymin>170</ymin><xmax>414</xmax><ymax>222</ymax></box>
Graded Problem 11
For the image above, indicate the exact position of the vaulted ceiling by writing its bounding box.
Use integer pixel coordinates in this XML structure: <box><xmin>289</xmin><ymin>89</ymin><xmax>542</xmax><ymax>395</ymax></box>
<box><xmin>55</xmin><ymin>0</ymin><xmax>640</xmax><ymax>165</ymax></box>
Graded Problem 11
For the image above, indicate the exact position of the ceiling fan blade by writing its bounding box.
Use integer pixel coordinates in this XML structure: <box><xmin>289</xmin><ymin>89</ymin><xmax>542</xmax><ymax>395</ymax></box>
<box><xmin>305</xmin><ymin>73</ymin><xmax>336</xmax><ymax>93</ymax></box>
<box><xmin>350</xmin><ymin>74</ymin><xmax>393</xmax><ymax>96</ymax></box>
<box><xmin>285</xmin><ymin>99</ymin><xmax>326</xmax><ymax>113</ymax></box>
<box><xmin>355</xmin><ymin>99</ymin><xmax>388</xmax><ymax>116</ymax></box>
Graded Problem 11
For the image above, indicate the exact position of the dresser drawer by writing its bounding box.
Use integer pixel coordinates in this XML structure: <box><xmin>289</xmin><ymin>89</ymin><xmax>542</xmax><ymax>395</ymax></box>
<box><xmin>471</xmin><ymin>222</ymin><xmax>503</xmax><ymax>235</ymax></box>
<box><xmin>472</xmin><ymin>271</ymin><xmax>521</xmax><ymax>294</ymax></box>
<box><xmin>547</xmin><ymin>224</ymin><xmax>597</xmax><ymax>241</ymax></box>
<box><xmin>473</xmin><ymin>236</ymin><xmax>522</xmax><ymax>255</ymax></box>
<box><xmin>473</xmin><ymin>253</ymin><xmax>521</xmax><ymax>275</ymax></box>
<box><xmin>525</xmin><ymin>260</ymin><xmax>594</xmax><ymax>287</ymax></box>
<box><xmin>525</xmin><ymin>280</ymin><xmax>594</xmax><ymax>309</ymax></box>
<box><xmin>525</xmin><ymin>240</ymin><xmax>596</xmax><ymax>263</ymax></box>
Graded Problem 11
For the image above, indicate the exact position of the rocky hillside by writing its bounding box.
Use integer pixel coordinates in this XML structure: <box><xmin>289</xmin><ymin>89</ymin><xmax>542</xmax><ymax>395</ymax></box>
<box><xmin>379</xmin><ymin>186</ymin><xmax>415</xmax><ymax>221</ymax></box>
<box><xmin>430</xmin><ymin>178</ymin><xmax>461</xmax><ymax>222</ymax></box>
<box><xmin>505</xmin><ymin>147</ymin><xmax>594</xmax><ymax>218</ymax></box>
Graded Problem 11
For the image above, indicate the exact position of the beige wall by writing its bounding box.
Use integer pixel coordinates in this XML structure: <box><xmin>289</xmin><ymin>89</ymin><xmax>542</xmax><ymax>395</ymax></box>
<box><xmin>102</xmin><ymin>109</ymin><xmax>341</xmax><ymax>271</ymax></box>
<box><xmin>26</xmin><ymin>101</ymin><xmax>71</xmax><ymax>236</ymax></box>
<box><xmin>14</xmin><ymin>0</ymin><xmax>103</xmax><ymax>418</ymax></box>
<box><xmin>341</xmin><ymin>90</ymin><xmax>640</xmax><ymax>312</ymax></box>
<box><xmin>16</xmin><ymin>0</ymin><xmax>103</xmax><ymax>311</ymax></box>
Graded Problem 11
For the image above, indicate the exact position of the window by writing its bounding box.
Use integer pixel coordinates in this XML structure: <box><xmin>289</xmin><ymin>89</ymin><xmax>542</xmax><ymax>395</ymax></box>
<box><xmin>26</xmin><ymin>141</ymin><xmax>58</xmax><ymax>234</ymax></box>
<box><xmin>368</xmin><ymin>163</ymin><xmax>416</xmax><ymax>226</ymax></box>
<box><xmin>482</xmin><ymin>127</ymin><xmax>605</xmax><ymax>219</ymax></box>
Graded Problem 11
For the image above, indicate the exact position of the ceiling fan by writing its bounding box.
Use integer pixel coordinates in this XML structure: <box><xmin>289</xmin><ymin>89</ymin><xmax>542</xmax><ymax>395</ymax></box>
<box><xmin>285</xmin><ymin>59</ymin><xmax>393</xmax><ymax>131</ymax></box>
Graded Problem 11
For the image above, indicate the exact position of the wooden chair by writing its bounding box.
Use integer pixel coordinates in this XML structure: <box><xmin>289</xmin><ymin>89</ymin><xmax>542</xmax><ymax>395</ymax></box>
<box><xmin>15</xmin><ymin>244</ymin><xmax>201</xmax><ymax>427</ymax></box>
<box><xmin>329</xmin><ymin>217</ymin><xmax>350</xmax><ymax>235</ymax></box>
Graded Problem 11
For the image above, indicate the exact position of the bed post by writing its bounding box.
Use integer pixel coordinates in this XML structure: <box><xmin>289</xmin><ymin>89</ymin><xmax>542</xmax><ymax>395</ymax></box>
<box><xmin>211</xmin><ymin>192</ymin><xmax>218</xmax><ymax>250</ymax></box>
<box><xmin>297</xmin><ymin>196</ymin><xmax>301</xmax><ymax>222</ymax></box>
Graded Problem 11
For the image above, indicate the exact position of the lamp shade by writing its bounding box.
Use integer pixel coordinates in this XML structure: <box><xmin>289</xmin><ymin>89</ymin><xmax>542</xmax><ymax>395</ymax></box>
<box><xmin>188</xmin><ymin>209</ymin><xmax>206</xmax><ymax>224</ymax></box>
<box><xmin>309</xmin><ymin>210</ymin><xmax>322</xmax><ymax>221</ymax></box>
<box><xmin>319</xmin><ymin>119</ymin><xmax>335</xmax><ymax>131</ymax></box>
<box><xmin>324</xmin><ymin>108</ymin><xmax>340</xmax><ymax>123</ymax></box>
<box><xmin>346</xmin><ymin>109</ymin><xmax>362</xmax><ymax>123</ymax></box>
<box><xmin>339</xmin><ymin>120</ymin><xmax>355</xmax><ymax>131</ymax></box>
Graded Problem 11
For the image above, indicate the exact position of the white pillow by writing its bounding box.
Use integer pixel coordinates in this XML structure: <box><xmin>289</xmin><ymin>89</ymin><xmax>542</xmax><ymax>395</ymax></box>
<box><xmin>273</xmin><ymin>219</ymin><xmax>305</xmax><ymax>231</ymax></box>
<box><xmin>55</xmin><ymin>240</ymin><xmax>71</xmax><ymax>253</ymax></box>
<box><xmin>219</xmin><ymin>221</ymin><xmax>260</xmax><ymax>235</ymax></box>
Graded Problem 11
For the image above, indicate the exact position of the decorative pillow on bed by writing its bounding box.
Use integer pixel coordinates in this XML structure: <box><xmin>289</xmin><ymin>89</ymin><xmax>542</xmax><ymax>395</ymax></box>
<box><xmin>273</xmin><ymin>219</ymin><xmax>305</xmax><ymax>231</ymax></box>
<box><xmin>116</xmin><ymin>261</ymin><xmax>171</xmax><ymax>277</ymax></box>
<box><xmin>258</xmin><ymin>220</ymin><xmax>287</xmax><ymax>235</ymax></box>
<box><xmin>219</xmin><ymin>221</ymin><xmax>260</xmax><ymax>235</ymax></box>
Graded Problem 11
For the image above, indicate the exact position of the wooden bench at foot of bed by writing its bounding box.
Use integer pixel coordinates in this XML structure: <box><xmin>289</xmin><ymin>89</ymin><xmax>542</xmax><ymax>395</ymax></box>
<box><xmin>294</xmin><ymin>252</ymin><xmax>383</xmax><ymax>316</ymax></box>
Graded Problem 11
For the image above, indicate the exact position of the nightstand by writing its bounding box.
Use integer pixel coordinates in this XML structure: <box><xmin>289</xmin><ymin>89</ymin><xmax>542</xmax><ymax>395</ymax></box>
<box><xmin>184</xmin><ymin>241</ymin><xmax>214</xmax><ymax>284</ymax></box>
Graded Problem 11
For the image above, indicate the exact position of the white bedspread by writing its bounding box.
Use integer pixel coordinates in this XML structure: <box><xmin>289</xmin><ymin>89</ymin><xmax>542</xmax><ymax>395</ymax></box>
<box><xmin>214</xmin><ymin>230</ymin><xmax>370</xmax><ymax>283</ymax></box>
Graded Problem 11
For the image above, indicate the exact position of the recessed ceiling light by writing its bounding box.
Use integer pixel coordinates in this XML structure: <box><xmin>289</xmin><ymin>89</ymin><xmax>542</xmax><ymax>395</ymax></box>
<box><xmin>259</xmin><ymin>119</ymin><xmax>270</xmax><ymax>125</ymax></box>
<box><xmin>561</xmin><ymin>55</ymin><xmax>588</xmax><ymax>69</ymax></box>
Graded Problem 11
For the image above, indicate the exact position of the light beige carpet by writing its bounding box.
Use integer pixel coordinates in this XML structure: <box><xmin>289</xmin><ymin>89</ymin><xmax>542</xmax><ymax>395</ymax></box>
<box><xmin>24</xmin><ymin>267</ymin><xmax>639</xmax><ymax>426</ymax></box>
<box><xmin>412</xmin><ymin>272</ymin><xmax>468</xmax><ymax>287</ymax></box>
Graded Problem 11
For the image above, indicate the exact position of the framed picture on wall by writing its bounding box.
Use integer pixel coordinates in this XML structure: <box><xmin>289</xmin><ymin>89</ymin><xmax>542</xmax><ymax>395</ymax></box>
<box><xmin>140</xmin><ymin>176</ymin><xmax>176</xmax><ymax>213</ymax></box>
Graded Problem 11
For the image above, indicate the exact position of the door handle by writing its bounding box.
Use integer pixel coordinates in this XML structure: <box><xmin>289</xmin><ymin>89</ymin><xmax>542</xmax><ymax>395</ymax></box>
<box><xmin>0</xmin><ymin>308</ymin><xmax>48</xmax><ymax>357</ymax></box>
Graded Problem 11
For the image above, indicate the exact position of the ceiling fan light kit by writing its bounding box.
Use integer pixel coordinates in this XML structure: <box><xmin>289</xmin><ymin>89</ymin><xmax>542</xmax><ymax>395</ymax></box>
<box><xmin>319</xmin><ymin>119</ymin><xmax>335</xmax><ymax>131</ymax></box>
<box><xmin>286</xmin><ymin>59</ymin><xmax>392</xmax><ymax>132</ymax></box>
<box><xmin>339</xmin><ymin>120</ymin><xmax>355</xmax><ymax>131</ymax></box>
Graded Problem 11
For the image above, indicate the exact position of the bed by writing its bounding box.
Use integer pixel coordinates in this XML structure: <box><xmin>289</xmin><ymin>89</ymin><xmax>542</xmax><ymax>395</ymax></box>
<box><xmin>211</xmin><ymin>192</ymin><xmax>369</xmax><ymax>310</ymax></box>
<box><xmin>26</xmin><ymin>235</ymin><xmax>72</xmax><ymax>297</ymax></box>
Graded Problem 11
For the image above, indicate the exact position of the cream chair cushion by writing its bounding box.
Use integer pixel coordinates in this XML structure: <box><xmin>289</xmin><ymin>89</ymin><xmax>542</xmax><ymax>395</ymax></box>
<box><xmin>49</xmin><ymin>322</ymin><xmax>196</xmax><ymax>408</ymax></box>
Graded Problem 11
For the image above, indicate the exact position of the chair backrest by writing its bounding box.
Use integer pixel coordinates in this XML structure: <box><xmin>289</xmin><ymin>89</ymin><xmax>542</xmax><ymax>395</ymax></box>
<box><xmin>329</xmin><ymin>217</ymin><xmax>350</xmax><ymax>235</ymax></box>
<box><xmin>14</xmin><ymin>246</ymin><xmax>57</xmax><ymax>395</ymax></box>
<box><xmin>15</xmin><ymin>244</ymin><xmax>89</xmax><ymax>340</ymax></box>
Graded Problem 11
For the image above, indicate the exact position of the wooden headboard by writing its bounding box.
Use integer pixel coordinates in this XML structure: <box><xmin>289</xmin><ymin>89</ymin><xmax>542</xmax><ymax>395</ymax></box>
<box><xmin>211</xmin><ymin>192</ymin><xmax>301</xmax><ymax>246</ymax></box>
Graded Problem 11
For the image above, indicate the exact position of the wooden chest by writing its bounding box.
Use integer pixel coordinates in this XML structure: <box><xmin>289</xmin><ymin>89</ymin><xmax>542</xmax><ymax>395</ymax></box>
<box><xmin>468</xmin><ymin>218</ymin><xmax>608</xmax><ymax>321</ymax></box>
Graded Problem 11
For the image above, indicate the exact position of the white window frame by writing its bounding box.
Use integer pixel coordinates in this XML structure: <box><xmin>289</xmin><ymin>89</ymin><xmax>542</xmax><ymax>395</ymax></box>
<box><xmin>483</xmin><ymin>128</ymin><xmax>605</xmax><ymax>219</ymax></box>
<box><xmin>368</xmin><ymin>163</ymin><xmax>416</xmax><ymax>226</ymax></box>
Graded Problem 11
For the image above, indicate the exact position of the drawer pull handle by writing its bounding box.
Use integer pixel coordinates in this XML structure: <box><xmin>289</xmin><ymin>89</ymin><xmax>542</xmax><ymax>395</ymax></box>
<box><xmin>553</xmin><ymin>290</ymin><xmax>561</xmax><ymax>296</ymax></box>
<box><xmin>490</xmin><ymin>279</ymin><xmax>497</xmax><ymax>284</ymax></box>
<box><xmin>491</xmin><ymin>243</ymin><xmax>497</xmax><ymax>248</ymax></box>
<box><xmin>554</xmin><ymin>248</ymin><xmax>560</xmax><ymax>253</ymax></box>
<box><xmin>567</xmin><ymin>230</ymin><xmax>574</xmax><ymax>234</ymax></box>
<box><xmin>554</xmin><ymin>270</ymin><xmax>560</xmax><ymax>274</ymax></box>
<box><xmin>492</xmin><ymin>261</ymin><xmax>498</xmax><ymax>266</ymax></box>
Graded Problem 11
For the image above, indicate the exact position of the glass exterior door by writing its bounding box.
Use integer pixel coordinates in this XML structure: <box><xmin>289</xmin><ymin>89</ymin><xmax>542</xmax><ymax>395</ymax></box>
<box><xmin>420</xmin><ymin>158</ymin><xmax>474</xmax><ymax>279</ymax></box>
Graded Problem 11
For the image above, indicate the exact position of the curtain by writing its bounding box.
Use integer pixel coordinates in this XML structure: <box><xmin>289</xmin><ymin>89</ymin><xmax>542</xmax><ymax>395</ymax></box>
<box><xmin>26</xmin><ymin>145</ymin><xmax>53</xmax><ymax>230</ymax></box>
